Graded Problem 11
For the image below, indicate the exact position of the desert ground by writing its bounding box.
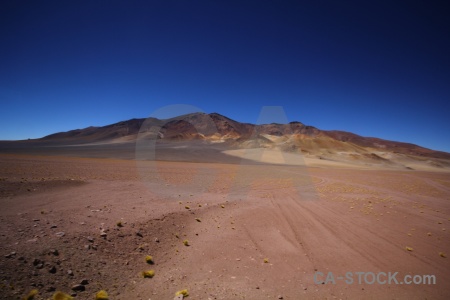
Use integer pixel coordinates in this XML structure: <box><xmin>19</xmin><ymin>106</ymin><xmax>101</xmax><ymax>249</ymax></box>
<box><xmin>0</xmin><ymin>145</ymin><xmax>449</xmax><ymax>299</ymax></box>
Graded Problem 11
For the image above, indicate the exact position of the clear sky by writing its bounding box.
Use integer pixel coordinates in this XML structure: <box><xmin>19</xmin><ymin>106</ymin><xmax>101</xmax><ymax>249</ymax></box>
<box><xmin>1</xmin><ymin>1</ymin><xmax>449</xmax><ymax>152</ymax></box>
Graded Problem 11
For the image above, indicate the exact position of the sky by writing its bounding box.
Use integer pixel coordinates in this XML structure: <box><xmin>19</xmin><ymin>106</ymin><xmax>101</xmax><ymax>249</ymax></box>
<box><xmin>1</xmin><ymin>0</ymin><xmax>449</xmax><ymax>152</ymax></box>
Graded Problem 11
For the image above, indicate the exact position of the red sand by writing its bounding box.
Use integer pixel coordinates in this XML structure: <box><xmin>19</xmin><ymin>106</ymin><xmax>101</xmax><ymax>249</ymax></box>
<box><xmin>0</xmin><ymin>153</ymin><xmax>449</xmax><ymax>299</ymax></box>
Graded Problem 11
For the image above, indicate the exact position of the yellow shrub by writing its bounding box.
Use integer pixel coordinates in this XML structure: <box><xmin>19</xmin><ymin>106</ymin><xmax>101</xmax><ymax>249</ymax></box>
<box><xmin>22</xmin><ymin>289</ymin><xmax>38</xmax><ymax>300</ymax></box>
<box><xmin>95</xmin><ymin>290</ymin><xmax>109</xmax><ymax>300</ymax></box>
<box><xmin>175</xmin><ymin>289</ymin><xmax>189</xmax><ymax>297</ymax></box>
<box><xmin>52</xmin><ymin>292</ymin><xmax>73</xmax><ymax>300</ymax></box>
<box><xmin>145</xmin><ymin>255</ymin><xmax>154</xmax><ymax>264</ymax></box>
<box><xmin>142</xmin><ymin>270</ymin><xmax>155</xmax><ymax>278</ymax></box>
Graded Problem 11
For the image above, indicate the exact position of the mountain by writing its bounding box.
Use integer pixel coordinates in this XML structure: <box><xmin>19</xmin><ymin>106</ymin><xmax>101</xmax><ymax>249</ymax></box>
<box><xmin>40</xmin><ymin>112</ymin><xmax>449</xmax><ymax>158</ymax></box>
<box><xmin>29</xmin><ymin>112</ymin><xmax>450</xmax><ymax>170</ymax></box>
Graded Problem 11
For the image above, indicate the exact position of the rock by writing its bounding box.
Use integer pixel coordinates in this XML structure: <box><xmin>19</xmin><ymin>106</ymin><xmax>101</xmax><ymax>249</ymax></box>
<box><xmin>46</xmin><ymin>286</ymin><xmax>56</xmax><ymax>292</ymax></box>
<box><xmin>80</xmin><ymin>279</ymin><xmax>89</xmax><ymax>285</ymax></box>
<box><xmin>36</xmin><ymin>263</ymin><xmax>44</xmax><ymax>269</ymax></box>
<box><xmin>100</xmin><ymin>230</ymin><xmax>107</xmax><ymax>238</ymax></box>
<box><xmin>55</xmin><ymin>232</ymin><xmax>65</xmax><ymax>237</ymax></box>
<box><xmin>278</xmin><ymin>296</ymin><xmax>284</xmax><ymax>299</ymax></box>
<box><xmin>136</xmin><ymin>231</ymin><xmax>143</xmax><ymax>237</ymax></box>
<box><xmin>71</xmin><ymin>284</ymin><xmax>85</xmax><ymax>292</ymax></box>
<box><xmin>49</xmin><ymin>266</ymin><xmax>57</xmax><ymax>273</ymax></box>
<box><xmin>155</xmin><ymin>237</ymin><xmax>160</xmax><ymax>243</ymax></box>
<box><xmin>87</xmin><ymin>236</ymin><xmax>94</xmax><ymax>242</ymax></box>
<box><xmin>84</xmin><ymin>244</ymin><xmax>91</xmax><ymax>250</ymax></box>
<box><xmin>4</xmin><ymin>252</ymin><xmax>16</xmax><ymax>258</ymax></box>
<box><xmin>50</xmin><ymin>225</ymin><xmax>58</xmax><ymax>229</ymax></box>
<box><xmin>67</xmin><ymin>270</ymin><xmax>74</xmax><ymax>276</ymax></box>
<box><xmin>49</xmin><ymin>249</ymin><xmax>59</xmax><ymax>256</ymax></box>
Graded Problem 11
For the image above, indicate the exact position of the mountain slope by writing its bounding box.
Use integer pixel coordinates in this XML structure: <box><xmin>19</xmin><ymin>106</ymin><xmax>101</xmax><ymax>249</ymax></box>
<box><xmin>34</xmin><ymin>112</ymin><xmax>450</xmax><ymax>170</ymax></box>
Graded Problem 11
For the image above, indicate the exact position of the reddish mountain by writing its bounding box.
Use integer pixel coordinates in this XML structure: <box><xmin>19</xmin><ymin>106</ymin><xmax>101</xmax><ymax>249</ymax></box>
<box><xmin>37</xmin><ymin>112</ymin><xmax>449</xmax><ymax>162</ymax></box>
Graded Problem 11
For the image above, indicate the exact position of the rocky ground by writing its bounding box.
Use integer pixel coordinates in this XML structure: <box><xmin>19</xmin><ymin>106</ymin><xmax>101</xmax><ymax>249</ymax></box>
<box><xmin>0</xmin><ymin>154</ymin><xmax>449</xmax><ymax>299</ymax></box>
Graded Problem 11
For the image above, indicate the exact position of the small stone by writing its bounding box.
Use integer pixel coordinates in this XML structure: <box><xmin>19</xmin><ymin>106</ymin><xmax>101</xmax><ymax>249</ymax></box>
<box><xmin>49</xmin><ymin>249</ymin><xmax>59</xmax><ymax>256</ymax></box>
<box><xmin>278</xmin><ymin>296</ymin><xmax>283</xmax><ymax>299</ymax></box>
<box><xmin>49</xmin><ymin>266</ymin><xmax>57</xmax><ymax>273</ymax></box>
<box><xmin>155</xmin><ymin>237</ymin><xmax>160</xmax><ymax>243</ymax></box>
<box><xmin>67</xmin><ymin>270</ymin><xmax>74</xmax><ymax>276</ymax></box>
<box><xmin>36</xmin><ymin>263</ymin><xmax>44</xmax><ymax>269</ymax></box>
<box><xmin>71</xmin><ymin>284</ymin><xmax>85</xmax><ymax>292</ymax></box>
<box><xmin>84</xmin><ymin>244</ymin><xmax>91</xmax><ymax>250</ymax></box>
<box><xmin>46</xmin><ymin>286</ymin><xmax>56</xmax><ymax>292</ymax></box>
<box><xmin>256</xmin><ymin>286</ymin><xmax>260</xmax><ymax>289</ymax></box>
<box><xmin>87</xmin><ymin>236</ymin><xmax>94</xmax><ymax>242</ymax></box>
<box><xmin>100</xmin><ymin>230</ymin><xmax>107</xmax><ymax>237</ymax></box>
<box><xmin>50</xmin><ymin>225</ymin><xmax>58</xmax><ymax>229</ymax></box>
<box><xmin>55</xmin><ymin>232</ymin><xmax>65</xmax><ymax>237</ymax></box>
<box><xmin>80</xmin><ymin>279</ymin><xmax>89</xmax><ymax>285</ymax></box>
<box><xmin>136</xmin><ymin>231</ymin><xmax>143</xmax><ymax>237</ymax></box>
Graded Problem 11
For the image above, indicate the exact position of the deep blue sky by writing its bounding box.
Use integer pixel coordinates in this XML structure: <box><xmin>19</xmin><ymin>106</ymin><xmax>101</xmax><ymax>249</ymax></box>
<box><xmin>1</xmin><ymin>1</ymin><xmax>449</xmax><ymax>152</ymax></box>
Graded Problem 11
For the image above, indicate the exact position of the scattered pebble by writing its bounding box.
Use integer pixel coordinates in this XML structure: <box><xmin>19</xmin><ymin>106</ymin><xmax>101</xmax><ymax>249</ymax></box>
<box><xmin>72</xmin><ymin>284</ymin><xmax>85</xmax><ymax>291</ymax></box>
<box><xmin>49</xmin><ymin>249</ymin><xmax>59</xmax><ymax>256</ymax></box>
<box><xmin>4</xmin><ymin>252</ymin><xmax>16</xmax><ymax>258</ymax></box>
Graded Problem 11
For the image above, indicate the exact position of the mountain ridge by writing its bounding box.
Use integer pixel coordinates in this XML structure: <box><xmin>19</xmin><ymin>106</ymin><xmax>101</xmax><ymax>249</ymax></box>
<box><xmin>38</xmin><ymin>112</ymin><xmax>449</xmax><ymax>160</ymax></box>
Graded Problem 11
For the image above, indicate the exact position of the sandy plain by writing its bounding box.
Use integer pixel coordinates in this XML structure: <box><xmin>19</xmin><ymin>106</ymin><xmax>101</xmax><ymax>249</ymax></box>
<box><xmin>0</xmin><ymin>145</ymin><xmax>449</xmax><ymax>299</ymax></box>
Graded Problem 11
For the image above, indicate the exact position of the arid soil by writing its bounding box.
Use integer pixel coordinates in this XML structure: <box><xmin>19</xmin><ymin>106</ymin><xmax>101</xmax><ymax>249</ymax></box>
<box><xmin>1</xmin><ymin>153</ymin><xmax>449</xmax><ymax>299</ymax></box>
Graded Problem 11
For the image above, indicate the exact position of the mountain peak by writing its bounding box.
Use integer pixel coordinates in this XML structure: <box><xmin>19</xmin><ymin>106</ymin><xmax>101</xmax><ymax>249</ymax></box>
<box><xmin>36</xmin><ymin>112</ymin><xmax>450</xmax><ymax>163</ymax></box>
